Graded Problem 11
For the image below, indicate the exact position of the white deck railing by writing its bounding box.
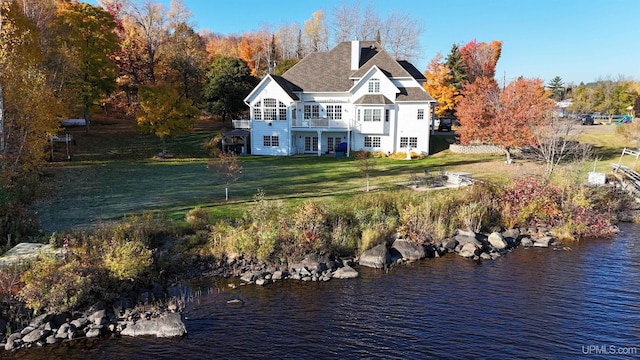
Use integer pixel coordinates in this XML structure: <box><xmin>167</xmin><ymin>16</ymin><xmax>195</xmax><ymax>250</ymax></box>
<box><xmin>291</xmin><ymin>118</ymin><xmax>349</xmax><ymax>129</ymax></box>
<box><xmin>232</xmin><ymin>119</ymin><xmax>251</xmax><ymax>129</ymax></box>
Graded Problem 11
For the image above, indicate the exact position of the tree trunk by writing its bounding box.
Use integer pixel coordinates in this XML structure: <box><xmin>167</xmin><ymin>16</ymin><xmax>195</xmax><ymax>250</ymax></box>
<box><xmin>505</xmin><ymin>148</ymin><xmax>512</xmax><ymax>164</ymax></box>
<box><xmin>83</xmin><ymin>102</ymin><xmax>90</xmax><ymax>134</ymax></box>
<box><xmin>0</xmin><ymin>82</ymin><xmax>5</xmax><ymax>159</ymax></box>
<box><xmin>225</xmin><ymin>186</ymin><xmax>229</xmax><ymax>201</ymax></box>
<box><xmin>366</xmin><ymin>173</ymin><xmax>370</xmax><ymax>192</ymax></box>
<box><xmin>162</xmin><ymin>138</ymin><xmax>167</xmax><ymax>155</ymax></box>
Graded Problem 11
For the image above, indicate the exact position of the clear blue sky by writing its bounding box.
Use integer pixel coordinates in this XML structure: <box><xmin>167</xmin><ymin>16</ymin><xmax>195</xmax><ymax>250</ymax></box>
<box><xmin>94</xmin><ymin>0</ymin><xmax>640</xmax><ymax>86</ymax></box>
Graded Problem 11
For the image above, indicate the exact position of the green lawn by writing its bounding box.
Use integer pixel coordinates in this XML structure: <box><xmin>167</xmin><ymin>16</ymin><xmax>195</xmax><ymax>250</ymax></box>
<box><xmin>36</xmin><ymin>117</ymin><xmax>627</xmax><ymax>233</ymax></box>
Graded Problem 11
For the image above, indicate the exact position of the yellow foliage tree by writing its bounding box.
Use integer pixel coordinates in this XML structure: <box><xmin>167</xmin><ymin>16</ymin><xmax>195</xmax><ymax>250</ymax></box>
<box><xmin>136</xmin><ymin>83</ymin><xmax>198</xmax><ymax>155</ymax></box>
<box><xmin>423</xmin><ymin>53</ymin><xmax>458</xmax><ymax>117</ymax></box>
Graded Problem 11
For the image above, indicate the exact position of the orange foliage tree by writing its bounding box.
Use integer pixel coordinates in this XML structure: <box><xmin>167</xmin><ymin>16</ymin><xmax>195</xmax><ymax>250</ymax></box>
<box><xmin>456</xmin><ymin>77</ymin><xmax>554</xmax><ymax>163</ymax></box>
<box><xmin>459</xmin><ymin>39</ymin><xmax>502</xmax><ymax>84</ymax></box>
<box><xmin>423</xmin><ymin>53</ymin><xmax>458</xmax><ymax>117</ymax></box>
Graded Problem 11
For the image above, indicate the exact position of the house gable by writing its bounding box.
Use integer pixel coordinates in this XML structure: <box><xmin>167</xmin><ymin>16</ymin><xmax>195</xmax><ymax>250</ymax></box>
<box><xmin>244</xmin><ymin>74</ymin><xmax>297</xmax><ymax>106</ymax></box>
<box><xmin>349</xmin><ymin>66</ymin><xmax>400</xmax><ymax>105</ymax></box>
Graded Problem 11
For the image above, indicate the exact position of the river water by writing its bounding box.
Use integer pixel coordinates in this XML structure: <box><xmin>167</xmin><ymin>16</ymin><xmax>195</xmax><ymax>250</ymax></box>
<box><xmin>10</xmin><ymin>223</ymin><xmax>640</xmax><ymax>359</ymax></box>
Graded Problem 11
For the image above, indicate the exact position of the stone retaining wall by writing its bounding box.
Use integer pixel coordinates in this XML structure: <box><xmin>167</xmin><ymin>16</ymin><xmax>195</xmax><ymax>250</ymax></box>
<box><xmin>449</xmin><ymin>144</ymin><xmax>505</xmax><ymax>154</ymax></box>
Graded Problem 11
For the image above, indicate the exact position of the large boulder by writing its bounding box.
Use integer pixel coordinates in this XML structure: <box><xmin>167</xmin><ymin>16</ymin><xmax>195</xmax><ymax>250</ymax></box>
<box><xmin>458</xmin><ymin>243</ymin><xmax>480</xmax><ymax>258</ymax></box>
<box><xmin>359</xmin><ymin>244</ymin><xmax>390</xmax><ymax>269</ymax></box>
<box><xmin>488</xmin><ymin>232</ymin><xmax>508</xmax><ymax>250</ymax></box>
<box><xmin>441</xmin><ymin>238</ymin><xmax>458</xmax><ymax>252</ymax></box>
<box><xmin>533</xmin><ymin>236</ymin><xmax>554</xmax><ymax>248</ymax></box>
<box><xmin>121</xmin><ymin>313</ymin><xmax>186</xmax><ymax>338</ymax></box>
<box><xmin>332</xmin><ymin>265</ymin><xmax>359</xmax><ymax>279</ymax></box>
<box><xmin>290</xmin><ymin>253</ymin><xmax>330</xmax><ymax>273</ymax></box>
<box><xmin>391</xmin><ymin>239</ymin><xmax>426</xmax><ymax>261</ymax></box>
<box><xmin>22</xmin><ymin>329</ymin><xmax>47</xmax><ymax>344</ymax></box>
<box><xmin>454</xmin><ymin>234</ymin><xmax>483</xmax><ymax>247</ymax></box>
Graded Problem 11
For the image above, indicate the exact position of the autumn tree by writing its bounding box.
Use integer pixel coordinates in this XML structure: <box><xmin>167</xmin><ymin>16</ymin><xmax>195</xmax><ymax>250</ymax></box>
<box><xmin>0</xmin><ymin>1</ymin><xmax>60</xmax><ymax>243</ymax></box>
<box><xmin>204</xmin><ymin>56</ymin><xmax>257</xmax><ymax>121</ymax></box>
<box><xmin>135</xmin><ymin>83</ymin><xmax>198</xmax><ymax>155</ymax></box>
<box><xmin>52</xmin><ymin>1</ymin><xmax>119</xmax><ymax>132</ymax></box>
<box><xmin>207</xmin><ymin>152</ymin><xmax>242</xmax><ymax>201</ymax></box>
<box><xmin>423</xmin><ymin>53</ymin><xmax>457</xmax><ymax>118</ymax></box>
<box><xmin>568</xmin><ymin>79</ymin><xmax>638</xmax><ymax>117</ymax></box>
<box><xmin>121</xmin><ymin>0</ymin><xmax>169</xmax><ymax>84</ymax></box>
<box><xmin>633</xmin><ymin>95</ymin><xmax>640</xmax><ymax>118</ymax></box>
<box><xmin>456</xmin><ymin>77</ymin><xmax>554</xmax><ymax>164</ymax></box>
<box><xmin>303</xmin><ymin>10</ymin><xmax>329</xmax><ymax>53</ymax></box>
<box><xmin>159</xmin><ymin>22</ymin><xmax>207</xmax><ymax>104</ymax></box>
<box><xmin>1</xmin><ymin>1</ymin><xmax>59</xmax><ymax>179</ymax></box>
<box><xmin>459</xmin><ymin>39</ymin><xmax>502</xmax><ymax>84</ymax></box>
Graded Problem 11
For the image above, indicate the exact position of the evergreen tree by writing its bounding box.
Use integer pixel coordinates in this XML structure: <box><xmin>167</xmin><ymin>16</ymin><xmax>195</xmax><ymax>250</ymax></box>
<box><xmin>445</xmin><ymin>44</ymin><xmax>466</xmax><ymax>92</ymax></box>
<box><xmin>547</xmin><ymin>76</ymin><xmax>565</xmax><ymax>100</ymax></box>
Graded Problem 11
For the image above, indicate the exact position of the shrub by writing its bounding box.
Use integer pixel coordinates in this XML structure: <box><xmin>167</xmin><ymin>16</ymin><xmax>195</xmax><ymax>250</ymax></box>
<box><xmin>186</xmin><ymin>207</ymin><xmax>209</xmax><ymax>230</ymax></box>
<box><xmin>399</xmin><ymin>202</ymin><xmax>433</xmax><ymax>243</ymax></box>
<box><xmin>500</xmin><ymin>176</ymin><xmax>562</xmax><ymax>228</ymax></box>
<box><xmin>19</xmin><ymin>255</ymin><xmax>102</xmax><ymax>313</ymax></box>
<box><xmin>0</xmin><ymin>201</ymin><xmax>42</xmax><ymax>252</ymax></box>
<box><xmin>360</xmin><ymin>227</ymin><xmax>385</xmax><ymax>253</ymax></box>
<box><xmin>103</xmin><ymin>239</ymin><xmax>153</xmax><ymax>281</ymax></box>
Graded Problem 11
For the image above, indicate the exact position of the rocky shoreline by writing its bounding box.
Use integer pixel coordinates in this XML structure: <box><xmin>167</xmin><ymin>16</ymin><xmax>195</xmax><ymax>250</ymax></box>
<box><xmin>0</xmin><ymin>225</ymin><xmax>614</xmax><ymax>353</ymax></box>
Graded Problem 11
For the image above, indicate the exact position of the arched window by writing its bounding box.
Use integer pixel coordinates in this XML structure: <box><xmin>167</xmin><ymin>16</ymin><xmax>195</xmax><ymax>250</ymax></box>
<box><xmin>255</xmin><ymin>98</ymin><xmax>287</xmax><ymax>120</ymax></box>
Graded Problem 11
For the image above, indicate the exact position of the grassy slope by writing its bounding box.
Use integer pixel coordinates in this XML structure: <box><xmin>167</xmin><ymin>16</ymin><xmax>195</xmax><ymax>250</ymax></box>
<box><xmin>36</xmin><ymin>117</ymin><xmax>628</xmax><ymax>233</ymax></box>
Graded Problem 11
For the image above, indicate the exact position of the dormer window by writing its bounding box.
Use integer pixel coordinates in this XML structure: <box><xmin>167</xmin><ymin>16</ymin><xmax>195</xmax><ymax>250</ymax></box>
<box><xmin>368</xmin><ymin>78</ymin><xmax>380</xmax><ymax>93</ymax></box>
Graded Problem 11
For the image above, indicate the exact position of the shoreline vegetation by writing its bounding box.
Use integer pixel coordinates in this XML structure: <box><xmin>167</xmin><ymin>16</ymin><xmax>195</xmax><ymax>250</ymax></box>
<box><xmin>1</xmin><ymin>117</ymin><xmax>638</xmax><ymax>352</ymax></box>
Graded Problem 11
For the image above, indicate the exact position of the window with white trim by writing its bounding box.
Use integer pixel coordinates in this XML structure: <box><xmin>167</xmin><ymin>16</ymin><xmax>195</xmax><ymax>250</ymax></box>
<box><xmin>368</xmin><ymin>78</ymin><xmax>380</xmax><ymax>93</ymax></box>
<box><xmin>304</xmin><ymin>104</ymin><xmax>319</xmax><ymax>119</ymax></box>
<box><xmin>327</xmin><ymin>105</ymin><xmax>342</xmax><ymax>120</ymax></box>
<box><xmin>255</xmin><ymin>99</ymin><xmax>288</xmax><ymax>120</ymax></box>
<box><xmin>263</xmin><ymin>135</ymin><xmax>279</xmax><ymax>147</ymax></box>
<box><xmin>400</xmin><ymin>137</ymin><xmax>418</xmax><ymax>148</ymax></box>
<box><xmin>417</xmin><ymin>109</ymin><xmax>424</xmax><ymax>120</ymax></box>
<box><xmin>264</xmin><ymin>98</ymin><xmax>277</xmax><ymax>120</ymax></box>
<box><xmin>254</xmin><ymin>101</ymin><xmax>262</xmax><ymax>120</ymax></box>
<box><xmin>278</xmin><ymin>101</ymin><xmax>287</xmax><ymax>120</ymax></box>
<box><xmin>363</xmin><ymin>108</ymin><xmax>381</xmax><ymax>121</ymax></box>
<box><xmin>364</xmin><ymin>136</ymin><xmax>381</xmax><ymax>148</ymax></box>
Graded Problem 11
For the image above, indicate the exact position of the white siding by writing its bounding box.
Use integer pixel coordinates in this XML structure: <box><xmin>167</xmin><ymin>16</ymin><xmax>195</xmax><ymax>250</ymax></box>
<box><xmin>252</xmin><ymin>121</ymin><xmax>292</xmax><ymax>156</ymax></box>
<box><xmin>396</xmin><ymin>103</ymin><xmax>430</xmax><ymax>154</ymax></box>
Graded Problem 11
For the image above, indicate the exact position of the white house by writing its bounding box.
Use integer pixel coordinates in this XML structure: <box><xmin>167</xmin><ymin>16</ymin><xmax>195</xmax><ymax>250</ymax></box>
<box><xmin>242</xmin><ymin>40</ymin><xmax>437</xmax><ymax>156</ymax></box>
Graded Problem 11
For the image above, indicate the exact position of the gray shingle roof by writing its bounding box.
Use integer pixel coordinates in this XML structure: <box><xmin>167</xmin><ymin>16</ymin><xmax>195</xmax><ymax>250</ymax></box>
<box><xmin>280</xmin><ymin>41</ymin><xmax>424</xmax><ymax>93</ymax></box>
<box><xmin>353</xmin><ymin>94</ymin><xmax>394</xmax><ymax>105</ymax></box>
<box><xmin>396</xmin><ymin>87</ymin><xmax>435</xmax><ymax>102</ymax></box>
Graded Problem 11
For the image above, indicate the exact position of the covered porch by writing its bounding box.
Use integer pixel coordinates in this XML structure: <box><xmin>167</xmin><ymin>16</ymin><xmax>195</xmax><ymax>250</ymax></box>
<box><xmin>291</xmin><ymin>129</ymin><xmax>351</xmax><ymax>157</ymax></box>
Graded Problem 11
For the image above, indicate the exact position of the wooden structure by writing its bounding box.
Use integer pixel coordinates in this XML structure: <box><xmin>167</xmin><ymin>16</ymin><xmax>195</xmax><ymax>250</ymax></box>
<box><xmin>49</xmin><ymin>133</ymin><xmax>75</xmax><ymax>161</ymax></box>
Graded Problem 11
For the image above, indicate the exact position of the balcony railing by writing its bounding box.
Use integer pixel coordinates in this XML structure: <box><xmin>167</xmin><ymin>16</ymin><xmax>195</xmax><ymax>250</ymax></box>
<box><xmin>232</xmin><ymin>119</ymin><xmax>251</xmax><ymax>129</ymax></box>
<box><xmin>292</xmin><ymin>118</ymin><xmax>349</xmax><ymax>129</ymax></box>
